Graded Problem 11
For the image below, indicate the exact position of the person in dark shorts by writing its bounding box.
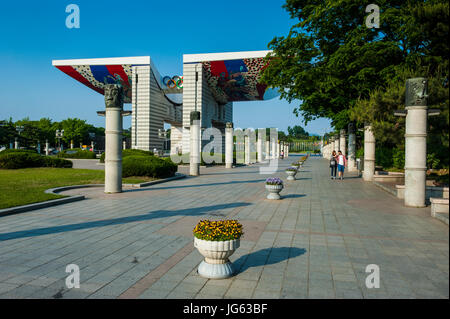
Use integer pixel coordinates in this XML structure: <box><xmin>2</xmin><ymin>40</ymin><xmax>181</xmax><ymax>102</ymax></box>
<box><xmin>330</xmin><ymin>150</ymin><xmax>337</xmax><ymax>179</ymax></box>
<box><xmin>336</xmin><ymin>150</ymin><xmax>347</xmax><ymax>180</ymax></box>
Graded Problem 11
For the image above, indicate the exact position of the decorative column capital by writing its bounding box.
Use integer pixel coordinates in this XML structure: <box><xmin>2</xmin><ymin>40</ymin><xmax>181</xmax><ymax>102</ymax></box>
<box><xmin>405</xmin><ymin>77</ymin><xmax>428</xmax><ymax>107</ymax></box>
<box><xmin>190</xmin><ymin>111</ymin><xmax>201</xmax><ymax>124</ymax></box>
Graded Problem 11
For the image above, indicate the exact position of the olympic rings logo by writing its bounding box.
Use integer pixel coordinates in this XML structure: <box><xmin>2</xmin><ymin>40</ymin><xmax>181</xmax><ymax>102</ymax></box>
<box><xmin>163</xmin><ymin>75</ymin><xmax>183</xmax><ymax>89</ymax></box>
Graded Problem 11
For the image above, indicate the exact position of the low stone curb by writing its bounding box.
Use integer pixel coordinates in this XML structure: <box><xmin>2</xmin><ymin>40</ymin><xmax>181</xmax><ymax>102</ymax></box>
<box><xmin>130</xmin><ymin>172</ymin><xmax>186</xmax><ymax>188</ymax></box>
<box><xmin>373</xmin><ymin>181</ymin><xmax>397</xmax><ymax>197</ymax></box>
<box><xmin>0</xmin><ymin>195</ymin><xmax>85</xmax><ymax>217</ymax></box>
<box><xmin>0</xmin><ymin>173</ymin><xmax>186</xmax><ymax>217</ymax></box>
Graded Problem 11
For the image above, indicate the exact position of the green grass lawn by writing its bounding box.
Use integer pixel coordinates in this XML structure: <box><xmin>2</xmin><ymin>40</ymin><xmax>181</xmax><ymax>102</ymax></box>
<box><xmin>0</xmin><ymin>168</ymin><xmax>155</xmax><ymax>209</ymax></box>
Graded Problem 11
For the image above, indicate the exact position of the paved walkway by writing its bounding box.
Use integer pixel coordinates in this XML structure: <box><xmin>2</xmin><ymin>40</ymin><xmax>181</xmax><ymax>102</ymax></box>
<box><xmin>0</xmin><ymin>155</ymin><xmax>448</xmax><ymax>299</ymax></box>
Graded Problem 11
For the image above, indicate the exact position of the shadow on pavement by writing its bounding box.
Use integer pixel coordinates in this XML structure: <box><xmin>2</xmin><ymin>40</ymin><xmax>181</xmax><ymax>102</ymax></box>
<box><xmin>234</xmin><ymin>247</ymin><xmax>307</xmax><ymax>274</ymax></box>
<box><xmin>0</xmin><ymin>202</ymin><xmax>251</xmax><ymax>241</ymax></box>
<box><xmin>282</xmin><ymin>194</ymin><xmax>306</xmax><ymax>199</ymax></box>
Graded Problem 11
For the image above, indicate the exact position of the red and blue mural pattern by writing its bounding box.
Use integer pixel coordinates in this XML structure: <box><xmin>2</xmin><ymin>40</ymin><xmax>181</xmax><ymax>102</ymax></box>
<box><xmin>202</xmin><ymin>57</ymin><xmax>278</xmax><ymax>103</ymax></box>
<box><xmin>55</xmin><ymin>64</ymin><xmax>134</xmax><ymax>103</ymax></box>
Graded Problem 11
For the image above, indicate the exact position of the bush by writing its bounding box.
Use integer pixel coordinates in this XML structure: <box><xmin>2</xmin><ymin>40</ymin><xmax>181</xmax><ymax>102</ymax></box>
<box><xmin>0</xmin><ymin>149</ymin><xmax>37</xmax><ymax>155</ymax></box>
<box><xmin>375</xmin><ymin>146</ymin><xmax>394</xmax><ymax>169</ymax></box>
<box><xmin>122</xmin><ymin>155</ymin><xmax>177</xmax><ymax>178</ymax></box>
<box><xmin>58</xmin><ymin>148</ymin><xmax>96</xmax><ymax>159</ymax></box>
<box><xmin>0</xmin><ymin>152</ymin><xmax>72</xmax><ymax>169</ymax></box>
<box><xmin>392</xmin><ymin>148</ymin><xmax>405</xmax><ymax>169</ymax></box>
<box><xmin>427</xmin><ymin>153</ymin><xmax>441</xmax><ymax>169</ymax></box>
<box><xmin>99</xmin><ymin>149</ymin><xmax>154</xmax><ymax>163</ymax></box>
<box><xmin>43</xmin><ymin>157</ymin><xmax>73</xmax><ymax>168</ymax></box>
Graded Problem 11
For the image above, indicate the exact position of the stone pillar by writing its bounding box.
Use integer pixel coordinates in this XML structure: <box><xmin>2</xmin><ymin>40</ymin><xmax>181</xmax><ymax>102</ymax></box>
<box><xmin>286</xmin><ymin>144</ymin><xmax>289</xmax><ymax>157</ymax></box>
<box><xmin>225</xmin><ymin>122</ymin><xmax>233</xmax><ymax>168</ymax></box>
<box><xmin>257</xmin><ymin>130</ymin><xmax>263</xmax><ymax>163</ymax></box>
<box><xmin>244</xmin><ymin>135</ymin><xmax>250</xmax><ymax>164</ymax></box>
<box><xmin>347</xmin><ymin>123</ymin><xmax>357</xmax><ymax>172</ymax></box>
<box><xmin>340</xmin><ymin>129</ymin><xmax>346</xmax><ymax>156</ymax></box>
<box><xmin>123</xmin><ymin>140</ymin><xmax>126</xmax><ymax>150</ymax></box>
<box><xmin>14</xmin><ymin>137</ymin><xmax>18</xmax><ymax>149</ymax></box>
<box><xmin>104</xmin><ymin>84</ymin><xmax>125</xmax><ymax>193</ymax></box>
<box><xmin>271</xmin><ymin>137</ymin><xmax>277</xmax><ymax>159</ymax></box>
<box><xmin>277</xmin><ymin>142</ymin><xmax>280</xmax><ymax>158</ymax></box>
<box><xmin>335</xmin><ymin>134</ymin><xmax>340</xmax><ymax>152</ymax></box>
<box><xmin>45</xmin><ymin>139</ymin><xmax>49</xmax><ymax>156</ymax></box>
<box><xmin>404</xmin><ymin>78</ymin><xmax>428</xmax><ymax>207</ymax></box>
<box><xmin>265</xmin><ymin>140</ymin><xmax>270</xmax><ymax>161</ymax></box>
<box><xmin>189</xmin><ymin>111</ymin><xmax>201</xmax><ymax>176</ymax></box>
<box><xmin>363</xmin><ymin>124</ymin><xmax>375</xmax><ymax>182</ymax></box>
<box><xmin>91</xmin><ymin>141</ymin><xmax>95</xmax><ymax>152</ymax></box>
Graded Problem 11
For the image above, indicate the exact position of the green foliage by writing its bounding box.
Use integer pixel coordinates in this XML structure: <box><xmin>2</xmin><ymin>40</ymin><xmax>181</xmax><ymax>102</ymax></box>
<box><xmin>57</xmin><ymin>148</ymin><xmax>96</xmax><ymax>159</ymax></box>
<box><xmin>99</xmin><ymin>149</ymin><xmax>154</xmax><ymax>163</ymax></box>
<box><xmin>392</xmin><ymin>148</ymin><xmax>405</xmax><ymax>169</ymax></box>
<box><xmin>122</xmin><ymin>156</ymin><xmax>177</xmax><ymax>178</ymax></box>
<box><xmin>427</xmin><ymin>153</ymin><xmax>441</xmax><ymax>170</ymax></box>
<box><xmin>287</xmin><ymin>125</ymin><xmax>309</xmax><ymax>139</ymax></box>
<box><xmin>262</xmin><ymin>0</ymin><xmax>449</xmax><ymax>140</ymax></box>
<box><xmin>0</xmin><ymin>149</ymin><xmax>36</xmax><ymax>155</ymax></box>
<box><xmin>0</xmin><ymin>152</ymin><xmax>72</xmax><ymax>169</ymax></box>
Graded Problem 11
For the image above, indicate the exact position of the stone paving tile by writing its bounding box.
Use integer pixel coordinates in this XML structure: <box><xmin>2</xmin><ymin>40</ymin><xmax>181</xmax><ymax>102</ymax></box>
<box><xmin>0</xmin><ymin>156</ymin><xmax>448</xmax><ymax>299</ymax></box>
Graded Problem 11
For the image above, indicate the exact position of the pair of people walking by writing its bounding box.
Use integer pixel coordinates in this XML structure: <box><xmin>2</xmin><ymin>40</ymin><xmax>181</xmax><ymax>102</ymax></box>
<box><xmin>330</xmin><ymin>150</ymin><xmax>347</xmax><ymax>180</ymax></box>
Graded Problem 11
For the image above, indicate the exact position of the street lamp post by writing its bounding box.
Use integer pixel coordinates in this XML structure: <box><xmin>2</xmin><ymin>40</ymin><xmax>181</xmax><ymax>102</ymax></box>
<box><xmin>15</xmin><ymin>125</ymin><xmax>24</xmax><ymax>149</ymax></box>
<box><xmin>394</xmin><ymin>78</ymin><xmax>440</xmax><ymax>207</ymax></box>
<box><xmin>55</xmin><ymin>129</ymin><xmax>64</xmax><ymax>152</ymax></box>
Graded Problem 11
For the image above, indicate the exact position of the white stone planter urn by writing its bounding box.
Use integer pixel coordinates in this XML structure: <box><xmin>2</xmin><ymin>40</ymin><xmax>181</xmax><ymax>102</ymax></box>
<box><xmin>265</xmin><ymin>184</ymin><xmax>283</xmax><ymax>200</ymax></box>
<box><xmin>285</xmin><ymin>169</ymin><xmax>297</xmax><ymax>181</ymax></box>
<box><xmin>194</xmin><ymin>237</ymin><xmax>240</xmax><ymax>279</ymax></box>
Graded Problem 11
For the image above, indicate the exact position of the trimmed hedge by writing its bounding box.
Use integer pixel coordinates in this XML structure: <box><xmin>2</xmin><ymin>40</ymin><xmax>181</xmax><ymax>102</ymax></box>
<box><xmin>0</xmin><ymin>149</ymin><xmax>37</xmax><ymax>155</ymax></box>
<box><xmin>57</xmin><ymin>148</ymin><xmax>96</xmax><ymax>159</ymax></box>
<box><xmin>99</xmin><ymin>149</ymin><xmax>154</xmax><ymax>163</ymax></box>
<box><xmin>0</xmin><ymin>152</ymin><xmax>72</xmax><ymax>169</ymax></box>
<box><xmin>122</xmin><ymin>155</ymin><xmax>177</xmax><ymax>178</ymax></box>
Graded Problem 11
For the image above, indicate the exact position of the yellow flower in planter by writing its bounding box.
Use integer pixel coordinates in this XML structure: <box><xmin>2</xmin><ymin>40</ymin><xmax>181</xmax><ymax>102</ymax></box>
<box><xmin>193</xmin><ymin>219</ymin><xmax>243</xmax><ymax>241</ymax></box>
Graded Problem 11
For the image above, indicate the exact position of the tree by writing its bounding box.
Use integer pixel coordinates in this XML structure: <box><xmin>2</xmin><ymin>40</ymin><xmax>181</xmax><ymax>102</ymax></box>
<box><xmin>287</xmin><ymin>125</ymin><xmax>309</xmax><ymax>139</ymax></box>
<box><xmin>261</xmin><ymin>0</ymin><xmax>446</xmax><ymax>130</ymax></box>
<box><xmin>58</xmin><ymin>118</ymin><xmax>91</xmax><ymax>147</ymax></box>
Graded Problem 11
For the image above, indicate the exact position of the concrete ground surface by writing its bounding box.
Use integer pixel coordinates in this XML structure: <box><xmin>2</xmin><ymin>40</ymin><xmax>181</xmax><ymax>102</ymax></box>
<box><xmin>0</xmin><ymin>155</ymin><xmax>448</xmax><ymax>299</ymax></box>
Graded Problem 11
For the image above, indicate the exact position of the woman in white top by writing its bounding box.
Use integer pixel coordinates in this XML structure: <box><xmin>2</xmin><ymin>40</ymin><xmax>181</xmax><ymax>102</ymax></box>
<box><xmin>336</xmin><ymin>150</ymin><xmax>347</xmax><ymax>180</ymax></box>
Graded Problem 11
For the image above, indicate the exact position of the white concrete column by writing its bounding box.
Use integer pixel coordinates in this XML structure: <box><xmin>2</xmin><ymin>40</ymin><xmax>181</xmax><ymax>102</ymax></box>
<box><xmin>335</xmin><ymin>134</ymin><xmax>340</xmax><ymax>152</ymax></box>
<box><xmin>271</xmin><ymin>137</ymin><xmax>277</xmax><ymax>159</ymax></box>
<box><xmin>404</xmin><ymin>106</ymin><xmax>428</xmax><ymax>207</ymax></box>
<box><xmin>340</xmin><ymin>129</ymin><xmax>346</xmax><ymax>156</ymax></box>
<box><xmin>265</xmin><ymin>140</ymin><xmax>270</xmax><ymax>161</ymax></box>
<box><xmin>123</xmin><ymin>140</ymin><xmax>126</xmax><ymax>150</ymax></box>
<box><xmin>257</xmin><ymin>129</ymin><xmax>263</xmax><ymax>163</ymax></box>
<box><xmin>189</xmin><ymin>111</ymin><xmax>201</xmax><ymax>176</ymax></box>
<box><xmin>45</xmin><ymin>140</ymin><xmax>50</xmax><ymax>156</ymax></box>
<box><xmin>14</xmin><ymin>138</ymin><xmax>18</xmax><ymax>149</ymax></box>
<box><xmin>225</xmin><ymin>122</ymin><xmax>233</xmax><ymax>168</ymax></box>
<box><xmin>363</xmin><ymin>124</ymin><xmax>375</xmax><ymax>182</ymax></box>
<box><xmin>286</xmin><ymin>145</ymin><xmax>289</xmax><ymax>157</ymax></box>
<box><xmin>277</xmin><ymin>142</ymin><xmax>280</xmax><ymax>158</ymax></box>
<box><xmin>70</xmin><ymin>141</ymin><xmax>74</xmax><ymax>149</ymax></box>
<box><xmin>105</xmin><ymin>106</ymin><xmax>123</xmax><ymax>193</ymax></box>
<box><xmin>244</xmin><ymin>135</ymin><xmax>250</xmax><ymax>164</ymax></box>
<box><xmin>347</xmin><ymin>124</ymin><xmax>357</xmax><ymax>172</ymax></box>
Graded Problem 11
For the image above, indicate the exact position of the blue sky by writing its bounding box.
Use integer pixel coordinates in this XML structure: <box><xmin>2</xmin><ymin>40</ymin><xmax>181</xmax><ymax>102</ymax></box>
<box><xmin>0</xmin><ymin>0</ymin><xmax>331</xmax><ymax>135</ymax></box>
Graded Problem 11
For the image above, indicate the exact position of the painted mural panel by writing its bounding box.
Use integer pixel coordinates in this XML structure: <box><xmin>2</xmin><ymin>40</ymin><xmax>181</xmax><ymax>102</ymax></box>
<box><xmin>202</xmin><ymin>57</ymin><xmax>279</xmax><ymax>103</ymax></box>
<box><xmin>55</xmin><ymin>64</ymin><xmax>133</xmax><ymax>103</ymax></box>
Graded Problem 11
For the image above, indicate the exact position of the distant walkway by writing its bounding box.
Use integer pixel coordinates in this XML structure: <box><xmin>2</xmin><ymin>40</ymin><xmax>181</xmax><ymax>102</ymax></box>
<box><xmin>0</xmin><ymin>155</ymin><xmax>448</xmax><ymax>299</ymax></box>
